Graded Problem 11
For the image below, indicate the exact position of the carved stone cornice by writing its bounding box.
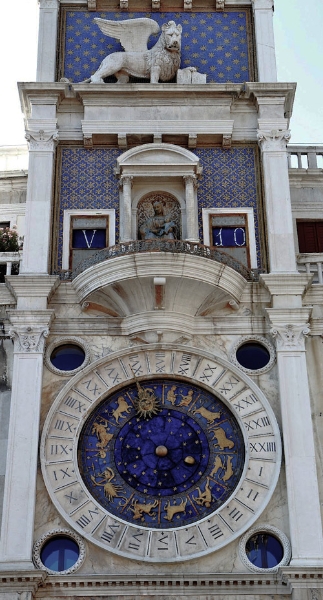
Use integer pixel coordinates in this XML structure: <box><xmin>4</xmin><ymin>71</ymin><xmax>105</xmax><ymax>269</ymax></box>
<box><xmin>257</xmin><ymin>128</ymin><xmax>291</xmax><ymax>151</ymax></box>
<box><xmin>260</xmin><ymin>273</ymin><xmax>313</xmax><ymax>299</ymax></box>
<box><xmin>270</xmin><ymin>322</ymin><xmax>310</xmax><ymax>351</ymax></box>
<box><xmin>0</xmin><ymin>569</ymin><xmax>46</xmax><ymax>591</ymax></box>
<box><xmin>25</xmin><ymin>129</ymin><xmax>59</xmax><ymax>152</ymax></box>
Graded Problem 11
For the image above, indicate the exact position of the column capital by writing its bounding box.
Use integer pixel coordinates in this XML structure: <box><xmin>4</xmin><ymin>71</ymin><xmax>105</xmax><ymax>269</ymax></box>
<box><xmin>120</xmin><ymin>174</ymin><xmax>133</xmax><ymax>187</ymax></box>
<box><xmin>38</xmin><ymin>0</ymin><xmax>59</xmax><ymax>7</ymax></box>
<box><xmin>183</xmin><ymin>174</ymin><xmax>197</xmax><ymax>188</ymax></box>
<box><xmin>251</xmin><ymin>0</ymin><xmax>274</xmax><ymax>9</ymax></box>
<box><xmin>257</xmin><ymin>128</ymin><xmax>291</xmax><ymax>151</ymax></box>
<box><xmin>25</xmin><ymin>129</ymin><xmax>59</xmax><ymax>152</ymax></box>
<box><xmin>270</xmin><ymin>323</ymin><xmax>310</xmax><ymax>351</ymax></box>
<box><xmin>7</xmin><ymin>310</ymin><xmax>55</xmax><ymax>354</ymax></box>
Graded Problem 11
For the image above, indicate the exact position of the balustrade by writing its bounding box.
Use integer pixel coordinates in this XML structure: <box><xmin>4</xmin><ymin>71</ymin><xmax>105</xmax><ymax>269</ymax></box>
<box><xmin>288</xmin><ymin>145</ymin><xmax>323</xmax><ymax>170</ymax></box>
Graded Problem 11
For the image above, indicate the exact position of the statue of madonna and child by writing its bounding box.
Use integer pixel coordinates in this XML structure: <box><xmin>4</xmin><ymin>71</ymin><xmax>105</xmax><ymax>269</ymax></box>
<box><xmin>139</xmin><ymin>199</ymin><xmax>179</xmax><ymax>240</ymax></box>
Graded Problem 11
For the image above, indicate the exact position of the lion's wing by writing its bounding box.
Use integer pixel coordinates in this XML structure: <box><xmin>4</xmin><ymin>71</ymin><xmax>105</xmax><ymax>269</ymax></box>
<box><xmin>93</xmin><ymin>18</ymin><xmax>160</xmax><ymax>52</ymax></box>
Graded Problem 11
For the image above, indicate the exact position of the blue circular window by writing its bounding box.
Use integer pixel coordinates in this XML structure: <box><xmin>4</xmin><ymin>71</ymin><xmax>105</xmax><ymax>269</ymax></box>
<box><xmin>50</xmin><ymin>344</ymin><xmax>85</xmax><ymax>372</ymax></box>
<box><xmin>246</xmin><ymin>533</ymin><xmax>284</xmax><ymax>569</ymax></box>
<box><xmin>40</xmin><ymin>536</ymin><xmax>80</xmax><ymax>572</ymax></box>
<box><xmin>236</xmin><ymin>342</ymin><xmax>270</xmax><ymax>370</ymax></box>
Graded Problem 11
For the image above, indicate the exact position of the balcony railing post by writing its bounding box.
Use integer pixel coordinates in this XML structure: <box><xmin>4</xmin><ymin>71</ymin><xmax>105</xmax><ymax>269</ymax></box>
<box><xmin>317</xmin><ymin>262</ymin><xmax>323</xmax><ymax>284</ymax></box>
<box><xmin>6</xmin><ymin>262</ymin><xmax>12</xmax><ymax>275</ymax></box>
<box><xmin>308</xmin><ymin>151</ymin><xmax>318</xmax><ymax>169</ymax></box>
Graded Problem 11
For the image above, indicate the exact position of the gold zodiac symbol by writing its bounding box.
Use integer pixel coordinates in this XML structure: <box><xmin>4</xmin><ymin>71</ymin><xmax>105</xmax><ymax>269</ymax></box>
<box><xmin>164</xmin><ymin>498</ymin><xmax>187</xmax><ymax>521</ymax></box>
<box><xmin>112</xmin><ymin>396</ymin><xmax>131</xmax><ymax>423</ymax></box>
<box><xmin>130</xmin><ymin>499</ymin><xmax>159</xmax><ymax>521</ymax></box>
<box><xmin>195</xmin><ymin>477</ymin><xmax>212</xmax><ymax>508</ymax></box>
<box><xmin>90</xmin><ymin>467</ymin><xmax>126</xmax><ymax>503</ymax></box>
<box><xmin>211</xmin><ymin>427</ymin><xmax>234</xmax><ymax>450</ymax></box>
<box><xmin>191</xmin><ymin>405</ymin><xmax>221</xmax><ymax>424</ymax></box>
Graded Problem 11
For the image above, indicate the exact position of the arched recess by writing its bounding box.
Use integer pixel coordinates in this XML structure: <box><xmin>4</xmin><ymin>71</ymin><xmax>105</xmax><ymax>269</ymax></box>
<box><xmin>116</xmin><ymin>143</ymin><xmax>202</xmax><ymax>243</ymax></box>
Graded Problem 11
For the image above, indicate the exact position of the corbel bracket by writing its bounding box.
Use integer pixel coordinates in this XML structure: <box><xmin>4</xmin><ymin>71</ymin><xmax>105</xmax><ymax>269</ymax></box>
<box><xmin>222</xmin><ymin>134</ymin><xmax>232</xmax><ymax>149</ymax></box>
<box><xmin>216</xmin><ymin>0</ymin><xmax>225</xmax><ymax>10</ymax></box>
<box><xmin>88</xmin><ymin>0</ymin><xmax>97</xmax><ymax>10</ymax></box>
<box><xmin>84</xmin><ymin>135</ymin><xmax>93</xmax><ymax>148</ymax></box>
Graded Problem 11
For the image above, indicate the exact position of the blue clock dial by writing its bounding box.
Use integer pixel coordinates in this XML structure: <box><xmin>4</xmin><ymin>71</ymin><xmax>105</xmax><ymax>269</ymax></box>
<box><xmin>78</xmin><ymin>379</ymin><xmax>245</xmax><ymax>529</ymax></box>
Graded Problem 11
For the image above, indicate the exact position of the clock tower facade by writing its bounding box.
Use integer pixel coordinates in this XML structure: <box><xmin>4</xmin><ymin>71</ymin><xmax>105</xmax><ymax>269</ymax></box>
<box><xmin>1</xmin><ymin>1</ymin><xmax>323</xmax><ymax>599</ymax></box>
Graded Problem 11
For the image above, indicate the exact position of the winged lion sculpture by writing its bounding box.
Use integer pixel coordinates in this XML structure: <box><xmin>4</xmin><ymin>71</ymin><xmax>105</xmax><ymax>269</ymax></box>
<box><xmin>84</xmin><ymin>18</ymin><xmax>182</xmax><ymax>83</ymax></box>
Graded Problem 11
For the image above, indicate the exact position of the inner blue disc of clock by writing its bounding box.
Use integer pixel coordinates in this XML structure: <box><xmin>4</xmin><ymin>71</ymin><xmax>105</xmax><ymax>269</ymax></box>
<box><xmin>78</xmin><ymin>379</ymin><xmax>245</xmax><ymax>529</ymax></box>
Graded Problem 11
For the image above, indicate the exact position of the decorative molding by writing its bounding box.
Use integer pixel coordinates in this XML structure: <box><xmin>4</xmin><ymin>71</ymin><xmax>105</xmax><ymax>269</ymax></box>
<box><xmin>33</xmin><ymin>528</ymin><xmax>85</xmax><ymax>575</ymax></box>
<box><xmin>44</xmin><ymin>336</ymin><xmax>91</xmax><ymax>376</ymax></box>
<box><xmin>120</xmin><ymin>0</ymin><xmax>128</xmax><ymax>8</ymax></box>
<box><xmin>152</xmin><ymin>0</ymin><xmax>160</xmax><ymax>9</ymax></box>
<box><xmin>184</xmin><ymin>0</ymin><xmax>192</xmax><ymax>10</ymax></box>
<box><xmin>239</xmin><ymin>524</ymin><xmax>291</xmax><ymax>573</ymax></box>
<box><xmin>88</xmin><ymin>0</ymin><xmax>96</xmax><ymax>10</ymax></box>
<box><xmin>270</xmin><ymin>323</ymin><xmax>310</xmax><ymax>350</ymax></box>
<box><xmin>257</xmin><ymin>129</ymin><xmax>291</xmax><ymax>151</ymax></box>
<box><xmin>229</xmin><ymin>335</ymin><xmax>276</xmax><ymax>375</ymax></box>
<box><xmin>9</xmin><ymin>326</ymin><xmax>49</xmax><ymax>353</ymax></box>
<box><xmin>25</xmin><ymin>129</ymin><xmax>59</xmax><ymax>152</ymax></box>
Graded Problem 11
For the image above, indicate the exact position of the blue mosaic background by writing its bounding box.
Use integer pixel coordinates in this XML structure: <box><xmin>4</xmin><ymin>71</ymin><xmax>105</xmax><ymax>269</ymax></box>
<box><xmin>63</xmin><ymin>10</ymin><xmax>251</xmax><ymax>83</ymax></box>
<box><xmin>78</xmin><ymin>379</ymin><xmax>245</xmax><ymax>529</ymax></box>
<box><xmin>58</xmin><ymin>146</ymin><xmax>260</xmax><ymax>269</ymax></box>
<box><xmin>195</xmin><ymin>147</ymin><xmax>260</xmax><ymax>265</ymax></box>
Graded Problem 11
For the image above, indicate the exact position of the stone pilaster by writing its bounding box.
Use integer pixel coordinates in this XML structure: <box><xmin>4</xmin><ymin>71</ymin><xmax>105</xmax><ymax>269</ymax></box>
<box><xmin>258</xmin><ymin>128</ymin><xmax>297</xmax><ymax>273</ymax></box>
<box><xmin>119</xmin><ymin>175</ymin><xmax>133</xmax><ymax>242</ymax></box>
<box><xmin>251</xmin><ymin>0</ymin><xmax>277</xmax><ymax>82</ymax></box>
<box><xmin>22</xmin><ymin>125</ymin><xmax>58</xmax><ymax>274</ymax></box>
<box><xmin>183</xmin><ymin>175</ymin><xmax>199</xmax><ymax>242</ymax></box>
<box><xmin>267</xmin><ymin>307</ymin><xmax>323</xmax><ymax>566</ymax></box>
<box><xmin>0</xmin><ymin>312</ymin><xmax>55</xmax><ymax>570</ymax></box>
<box><xmin>36</xmin><ymin>0</ymin><xmax>59</xmax><ymax>82</ymax></box>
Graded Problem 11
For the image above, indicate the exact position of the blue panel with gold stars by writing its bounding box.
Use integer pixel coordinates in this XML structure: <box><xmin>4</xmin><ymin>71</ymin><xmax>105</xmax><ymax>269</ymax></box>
<box><xmin>78</xmin><ymin>379</ymin><xmax>245</xmax><ymax>529</ymax></box>
<box><xmin>62</xmin><ymin>10</ymin><xmax>252</xmax><ymax>83</ymax></box>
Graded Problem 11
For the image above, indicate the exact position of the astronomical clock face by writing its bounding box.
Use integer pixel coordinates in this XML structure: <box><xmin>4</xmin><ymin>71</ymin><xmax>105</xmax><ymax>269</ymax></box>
<box><xmin>41</xmin><ymin>346</ymin><xmax>281</xmax><ymax>562</ymax></box>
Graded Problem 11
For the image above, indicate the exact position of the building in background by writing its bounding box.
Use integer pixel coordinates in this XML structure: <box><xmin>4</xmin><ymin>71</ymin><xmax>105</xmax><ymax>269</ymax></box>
<box><xmin>1</xmin><ymin>1</ymin><xmax>323</xmax><ymax>599</ymax></box>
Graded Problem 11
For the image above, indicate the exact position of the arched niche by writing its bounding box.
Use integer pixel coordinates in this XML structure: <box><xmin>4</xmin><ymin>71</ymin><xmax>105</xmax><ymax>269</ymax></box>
<box><xmin>116</xmin><ymin>143</ymin><xmax>202</xmax><ymax>243</ymax></box>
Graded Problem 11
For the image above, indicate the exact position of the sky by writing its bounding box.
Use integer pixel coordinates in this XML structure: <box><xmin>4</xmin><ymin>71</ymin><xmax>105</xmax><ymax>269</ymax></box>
<box><xmin>0</xmin><ymin>0</ymin><xmax>322</xmax><ymax>147</ymax></box>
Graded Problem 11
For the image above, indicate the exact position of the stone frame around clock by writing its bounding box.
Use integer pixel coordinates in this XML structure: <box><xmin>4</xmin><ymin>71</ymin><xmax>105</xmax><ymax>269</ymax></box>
<box><xmin>40</xmin><ymin>344</ymin><xmax>281</xmax><ymax>563</ymax></box>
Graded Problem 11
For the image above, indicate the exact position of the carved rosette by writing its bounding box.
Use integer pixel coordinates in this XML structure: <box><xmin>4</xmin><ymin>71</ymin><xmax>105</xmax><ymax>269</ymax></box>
<box><xmin>10</xmin><ymin>326</ymin><xmax>49</xmax><ymax>353</ymax></box>
<box><xmin>270</xmin><ymin>323</ymin><xmax>310</xmax><ymax>351</ymax></box>
<box><xmin>257</xmin><ymin>129</ymin><xmax>291</xmax><ymax>152</ymax></box>
<box><xmin>25</xmin><ymin>129</ymin><xmax>59</xmax><ymax>152</ymax></box>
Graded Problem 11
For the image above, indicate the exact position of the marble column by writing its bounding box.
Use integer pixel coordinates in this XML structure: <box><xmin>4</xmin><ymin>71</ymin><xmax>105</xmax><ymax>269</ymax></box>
<box><xmin>267</xmin><ymin>309</ymin><xmax>323</xmax><ymax>566</ymax></box>
<box><xmin>252</xmin><ymin>0</ymin><xmax>277</xmax><ymax>82</ymax></box>
<box><xmin>183</xmin><ymin>175</ymin><xmax>199</xmax><ymax>243</ymax></box>
<box><xmin>22</xmin><ymin>127</ymin><xmax>58</xmax><ymax>274</ymax></box>
<box><xmin>119</xmin><ymin>176</ymin><xmax>133</xmax><ymax>242</ymax></box>
<box><xmin>258</xmin><ymin>129</ymin><xmax>297</xmax><ymax>273</ymax></box>
<box><xmin>37</xmin><ymin>0</ymin><xmax>60</xmax><ymax>82</ymax></box>
<box><xmin>0</xmin><ymin>312</ymin><xmax>54</xmax><ymax>570</ymax></box>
